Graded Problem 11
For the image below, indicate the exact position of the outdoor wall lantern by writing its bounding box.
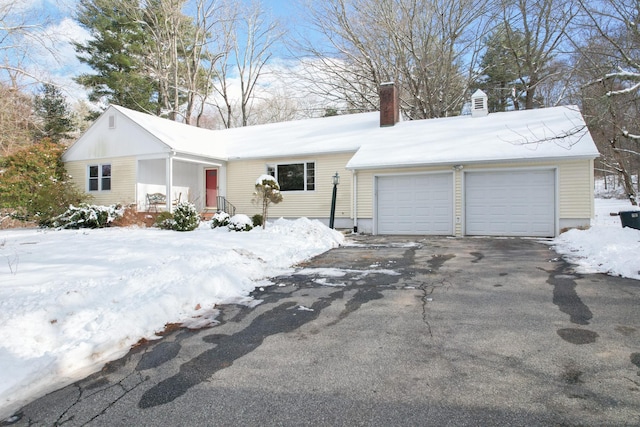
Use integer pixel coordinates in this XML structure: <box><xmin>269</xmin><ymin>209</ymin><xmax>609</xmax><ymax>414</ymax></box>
<box><xmin>329</xmin><ymin>172</ymin><xmax>340</xmax><ymax>229</ymax></box>
<box><xmin>332</xmin><ymin>172</ymin><xmax>341</xmax><ymax>186</ymax></box>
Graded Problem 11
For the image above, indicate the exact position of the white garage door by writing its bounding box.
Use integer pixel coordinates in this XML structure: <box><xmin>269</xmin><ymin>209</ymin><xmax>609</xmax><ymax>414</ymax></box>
<box><xmin>377</xmin><ymin>173</ymin><xmax>453</xmax><ymax>235</ymax></box>
<box><xmin>465</xmin><ymin>170</ymin><xmax>555</xmax><ymax>237</ymax></box>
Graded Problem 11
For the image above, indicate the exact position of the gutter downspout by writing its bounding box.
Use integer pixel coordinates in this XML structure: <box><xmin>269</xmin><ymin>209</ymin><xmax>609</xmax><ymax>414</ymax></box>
<box><xmin>352</xmin><ymin>170</ymin><xmax>358</xmax><ymax>233</ymax></box>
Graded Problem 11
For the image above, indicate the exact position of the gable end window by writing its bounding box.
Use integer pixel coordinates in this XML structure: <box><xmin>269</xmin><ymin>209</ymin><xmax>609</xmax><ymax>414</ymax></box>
<box><xmin>267</xmin><ymin>162</ymin><xmax>315</xmax><ymax>192</ymax></box>
<box><xmin>88</xmin><ymin>164</ymin><xmax>111</xmax><ymax>191</ymax></box>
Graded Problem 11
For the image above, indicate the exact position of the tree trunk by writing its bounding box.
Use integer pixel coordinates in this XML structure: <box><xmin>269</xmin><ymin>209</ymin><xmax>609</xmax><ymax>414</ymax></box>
<box><xmin>610</xmin><ymin>139</ymin><xmax>638</xmax><ymax>206</ymax></box>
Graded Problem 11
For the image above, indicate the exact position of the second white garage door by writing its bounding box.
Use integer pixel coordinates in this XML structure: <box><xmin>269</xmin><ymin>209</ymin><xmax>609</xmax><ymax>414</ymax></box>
<box><xmin>377</xmin><ymin>173</ymin><xmax>453</xmax><ymax>235</ymax></box>
<box><xmin>465</xmin><ymin>169</ymin><xmax>556</xmax><ymax>237</ymax></box>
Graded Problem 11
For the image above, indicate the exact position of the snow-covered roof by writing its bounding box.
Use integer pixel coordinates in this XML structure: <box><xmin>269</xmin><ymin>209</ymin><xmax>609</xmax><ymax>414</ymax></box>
<box><xmin>110</xmin><ymin>104</ymin><xmax>599</xmax><ymax>167</ymax></box>
<box><xmin>345</xmin><ymin>105</ymin><xmax>600</xmax><ymax>169</ymax></box>
<box><xmin>112</xmin><ymin>106</ymin><xmax>228</xmax><ymax>159</ymax></box>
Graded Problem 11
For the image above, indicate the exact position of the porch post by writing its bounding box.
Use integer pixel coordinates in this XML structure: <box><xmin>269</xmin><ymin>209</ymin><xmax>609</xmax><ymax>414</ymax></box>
<box><xmin>166</xmin><ymin>154</ymin><xmax>174</xmax><ymax>212</ymax></box>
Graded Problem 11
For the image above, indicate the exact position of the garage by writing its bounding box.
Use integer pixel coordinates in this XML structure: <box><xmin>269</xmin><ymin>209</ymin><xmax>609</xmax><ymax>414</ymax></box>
<box><xmin>465</xmin><ymin>169</ymin><xmax>556</xmax><ymax>237</ymax></box>
<box><xmin>376</xmin><ymin>173</ymin><xmax>453</xmax><ymax>235</ymax></box>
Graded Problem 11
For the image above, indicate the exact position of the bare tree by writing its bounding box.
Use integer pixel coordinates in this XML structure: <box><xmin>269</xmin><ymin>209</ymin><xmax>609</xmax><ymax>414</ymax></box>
<box><xmin>0</xmin><ymin>84</ymin><xmax>34</xmax><ymax>155</ymax></box>
<box><xmin>132</xmin><ymin>0</ymin><xmax>191</xmax><ymax>120</ymax></box>
<box><xmin>247</xmin><ymin>88</ymin><xmax>300</xmax><ymax>125</ymax></box>
<box><xmin>235</xmin><ymin>2</ymin><xmax>282</xmax><ymax>126</ymax></box>
<box><xmin>180</xmin><ymin>0</ymin><xmax>226</xmax><ymax>125</ymax></box>
<box><xmin>0</xmin><ymin>1</ymin><xmax>60</xmax><ymax>87</ymax></box>
<box><xmin>211</xmin><ymin>0</ymin><xmax>283</xmax><ymax>128</ymax></box>
<box><xmin>292</xmin><ymin>0</ymin><xmax>492</xmax><ymax>119</ymax></box>
<box><xmin>210</xmin><ymin>1</ymin><xmax>239</xmax><ymax>128</ymax></box>
<box><xmin>573</xmin><ymin>0</ymin><xmax>640</xmax><ymax>204</ymax></box>
<box><xmin>498</xmin><ymin>0</ymin><xmax>578</xmax><ymax>109</ymax></box>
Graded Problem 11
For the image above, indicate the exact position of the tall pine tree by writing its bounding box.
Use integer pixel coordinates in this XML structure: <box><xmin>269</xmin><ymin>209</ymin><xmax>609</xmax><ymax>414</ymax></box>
<box><xmin>478</xmin><ymin>25</ymin><xmax>524</xmax><ymax>112</ymax></box>
<box><xmin>74</xmin><ymin>0</ymin><xmax>158</xmax><ymax>113</ymax></box>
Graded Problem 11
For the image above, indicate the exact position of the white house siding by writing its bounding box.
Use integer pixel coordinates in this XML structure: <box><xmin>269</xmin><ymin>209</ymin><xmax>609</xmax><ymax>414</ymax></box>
<box><xmin>355</xmin><ymin>172</ymin><xmax>374</xmax><ymax>218</ymax></box>
<box><xmin>558</xmin><ymin>159</ymin><xmax>594</xmax><ymax>223</ymax></box>
<box><xmin>226</xmin><ymin>152</ymin><xmax>355</xmax><ymax>223</ymax></box>
<box><xmin>65</xmin><ymin>157</ymin><xmax>137</xmax><ymax>207</ymax></box>
<box><xmin>63</xmin><ymin>109</ymin><xmax>169</xmax><ymax>162</ymax></box>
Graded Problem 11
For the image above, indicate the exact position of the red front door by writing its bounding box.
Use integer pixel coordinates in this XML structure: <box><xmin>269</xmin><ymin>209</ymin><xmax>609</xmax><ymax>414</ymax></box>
<box><xmin>206</xmin><ymin>169</ymin><xmax>218</xmax><ymax>208</ymax></box>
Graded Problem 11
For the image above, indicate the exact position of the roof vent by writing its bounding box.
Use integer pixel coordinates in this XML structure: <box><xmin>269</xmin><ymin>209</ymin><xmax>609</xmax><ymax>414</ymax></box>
<box><xmin>471</xmin><ymin>89</ymin><xmax>488</xmax><ymax>118</ymax></box>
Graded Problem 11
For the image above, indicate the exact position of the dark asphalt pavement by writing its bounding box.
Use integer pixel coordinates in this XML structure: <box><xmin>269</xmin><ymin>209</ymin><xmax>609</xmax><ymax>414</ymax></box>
<box><xmin>6</xmin><ymin>236</ymin><xmax>640</xmax><ymax>426</ymax></box>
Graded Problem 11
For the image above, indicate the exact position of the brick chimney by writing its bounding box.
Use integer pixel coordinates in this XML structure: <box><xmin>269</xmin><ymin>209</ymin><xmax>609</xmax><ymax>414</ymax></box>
<box><xmin>379</xmin><ymin>82</ymin><xmax>399</xmax><ymax>127</ymax></box>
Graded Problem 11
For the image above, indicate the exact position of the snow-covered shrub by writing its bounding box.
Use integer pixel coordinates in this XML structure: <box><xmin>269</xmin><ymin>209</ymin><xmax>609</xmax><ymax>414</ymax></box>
<box><xmin>210</xmin><ymin>211</ymin><xmax>230</xmax><ymax>228</ymax></box>
<box><xmin>172</xmin><ymin>202</ymin><xmax>199</xmax><ymax>232</ymax></box>
<box><xmin>228</xmin><ymin>214</ymin><xmax>254</xmax><ymax>232</ymax></box>
<box><xmin>48</xmin><ymin>204</ymin><xmax>123</xmax><ymax>229</ymax></box>
<box><xmin>154</xmin><ymin>211</ymin><xmax>175</xmax><ymax>230</ymax></box>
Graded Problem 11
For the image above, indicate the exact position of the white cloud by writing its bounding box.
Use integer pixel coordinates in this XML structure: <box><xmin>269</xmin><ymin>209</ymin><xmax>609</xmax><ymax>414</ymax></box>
<box><xmin>20</xmin><ymin>17</ymin><xmax>91</xmax><ymax>100</ymax></box>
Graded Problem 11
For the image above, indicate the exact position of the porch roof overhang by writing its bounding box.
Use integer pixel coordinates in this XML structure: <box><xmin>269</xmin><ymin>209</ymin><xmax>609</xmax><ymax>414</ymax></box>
<box><xmin>137</xmin><ymin>151</ymin><xmax>226</xmax><ymax>167</ymax></box>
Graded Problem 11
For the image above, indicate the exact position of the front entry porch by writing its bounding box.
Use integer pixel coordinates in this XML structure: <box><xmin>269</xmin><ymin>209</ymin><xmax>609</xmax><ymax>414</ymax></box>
<box><xmin>136</xmin><ymin>156</ymin><xmax>226</xmax><ymax>214</ymax></box>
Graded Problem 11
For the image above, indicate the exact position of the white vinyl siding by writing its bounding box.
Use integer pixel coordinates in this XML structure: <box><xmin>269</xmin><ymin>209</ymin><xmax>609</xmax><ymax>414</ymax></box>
<box><xmin>558</xmin><ymin>159</ymin><xmax>594</xmax><ymax>219</ymax></box>
<box><xmin>226</xmin><ymin>152</ymin><xmax>355</xmax><ymax>219</ymax></box>
<box><xmin>66</xmin><ymin>157</ymin><xmax>136</xmax><ymax>206</ymax></box>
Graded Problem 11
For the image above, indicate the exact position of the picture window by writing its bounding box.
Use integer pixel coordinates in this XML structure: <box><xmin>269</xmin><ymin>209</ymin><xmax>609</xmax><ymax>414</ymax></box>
<box><xmin>267</xmin><ymin>162</ymin><xmax>315</xmax><ymax>192</ymax></box>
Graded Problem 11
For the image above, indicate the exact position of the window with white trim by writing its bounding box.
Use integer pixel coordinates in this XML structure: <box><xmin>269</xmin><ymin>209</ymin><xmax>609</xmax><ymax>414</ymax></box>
<box><xmin>88</xmin><ymin>164</ymin><xmax>111</xmax><ymax>191</ymax></box>
<box><xmin>267</xmin><ymin>162</ymin><xmax>315</xmax><ymax>191</ymax></box>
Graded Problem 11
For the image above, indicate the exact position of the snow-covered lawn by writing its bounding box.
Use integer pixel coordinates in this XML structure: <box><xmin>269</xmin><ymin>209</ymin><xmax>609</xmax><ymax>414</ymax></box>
<box><xmin>0</xmin><ymin>198</ymin><xmax>638</xmax><ymax>420</ymax></box>
<box><xmin>0</xmin><ymin>218</ymin><xmax>343</xmax><ymax>420</ymax></box>
<box><xmin>550</xmin><ymin>199</ymin><xmax>640</xmax><ymax>280</ymax></box>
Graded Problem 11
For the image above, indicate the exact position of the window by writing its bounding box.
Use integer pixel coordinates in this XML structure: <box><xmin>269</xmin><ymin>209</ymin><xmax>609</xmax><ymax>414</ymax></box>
<box><xmin>88</xmin><ymin>164</ymin><xmax>111</xmax><ymax>191</ymax></box>
<box><xmin>267</xmin><ymin>162</ymin><xmax>315</xmax><ymax>191</ymax></box>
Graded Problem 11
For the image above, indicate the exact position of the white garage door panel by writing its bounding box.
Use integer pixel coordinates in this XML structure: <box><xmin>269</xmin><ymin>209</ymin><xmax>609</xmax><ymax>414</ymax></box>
<box><xmin>465</xmin><ymin>170</ymin><xmax>555</xmax><ymax>237</ymax></box>
<box><xmin>377</xmin><ymin>174</ymin><xmax>453</xmax><ymax>235</ymax></box>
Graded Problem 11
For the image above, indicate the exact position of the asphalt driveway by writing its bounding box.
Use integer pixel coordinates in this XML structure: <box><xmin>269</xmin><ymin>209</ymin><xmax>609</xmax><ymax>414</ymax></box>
<box><xmin>7</xmin><ymin>236</ymin><xmax>640</xmax><ymax>426</ymax></box>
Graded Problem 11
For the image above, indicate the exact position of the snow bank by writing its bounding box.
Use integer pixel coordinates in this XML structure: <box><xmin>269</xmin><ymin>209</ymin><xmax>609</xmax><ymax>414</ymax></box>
<box><xmin>0</xmin><ymin>218</ymin><xmax>343</xmax><ymax>419</ymax></box>
<box><xmin>550</xmin><ymin>198</ymin><xmax>640</xmax><ymax>280</ymax></box>
<box><xmin>552</xmin><ymin>226</ymin><xmax>640</xmax><ymax>279</ymax></box>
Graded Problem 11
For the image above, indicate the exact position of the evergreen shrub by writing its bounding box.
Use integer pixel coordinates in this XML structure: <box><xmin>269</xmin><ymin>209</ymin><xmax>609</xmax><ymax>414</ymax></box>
<box><xmin>228</xmin><ymin>214</ymin><xmax>253</xmax><ymax>232</ymax></box>
<box><xmin>46</xmin><ymin>204</ymin><xmax>123</xmax><ymax>229</ymax></box>
<box><xmin>211</xmin><ymin>211</ymin><xmax>230</xmax><ymax>228</ymax></box>
<box><xmin>172</xmin><ymin>202</ymin><xmax>199</xmax><ymax>231</ymax></box>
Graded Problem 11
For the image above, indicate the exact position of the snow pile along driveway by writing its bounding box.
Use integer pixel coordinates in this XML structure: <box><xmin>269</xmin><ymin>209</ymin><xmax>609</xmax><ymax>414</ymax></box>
<box><xmin>551</xmin><ymin>199</ymin><xmax>640</xmax><ymax>280</ymax></box>
<box><xmin>0</xmin><ymin>218</ymin><xmax>343</xmax><ymax>420</ymax></box>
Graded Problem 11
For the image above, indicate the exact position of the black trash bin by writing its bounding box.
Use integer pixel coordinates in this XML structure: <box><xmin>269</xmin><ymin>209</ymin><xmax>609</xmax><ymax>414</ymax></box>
<box><xmin>619</xmin><ymin>210</ymin><xmax>640</xmax><ymax>230</ymax></box>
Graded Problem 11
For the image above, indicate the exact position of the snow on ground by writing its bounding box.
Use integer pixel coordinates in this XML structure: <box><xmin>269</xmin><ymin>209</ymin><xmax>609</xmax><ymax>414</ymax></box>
<box><xmin>550</xmin><ymin>198</ymin><xmax>640</xmax><ymax>280</ymax></box>
<box><xmin>0</xmin><ymin>197</ymin><xmax>638</xmax><ymax>420</ymax></box>
<box><xmin>0</xmin><ymin>218</ymin><xmax>343</xmax><ymax>420</ymax></box>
